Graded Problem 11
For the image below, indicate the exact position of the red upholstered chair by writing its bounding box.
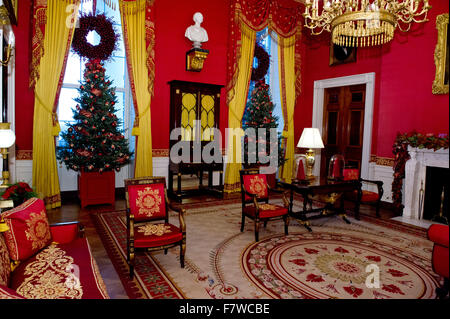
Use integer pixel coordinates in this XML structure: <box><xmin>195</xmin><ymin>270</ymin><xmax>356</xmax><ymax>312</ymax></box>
<box><xmin>427</xmin><ymin>224</ymin><xmax>449</xmax><ymax>299</ymax></box>
<box><xmin>240</xmin><ymin>169</ymin><xmax>289</xmax><ymax>242</ymax></box>
<box><xmin>342</xmin><ymin>168</ymin><xmax>384</xmax><ymax>218</ymax></box>
<box><xmin>124</xmin><ymin>177</ymin><xmax>186</xmax><ymax>279</ymax></box>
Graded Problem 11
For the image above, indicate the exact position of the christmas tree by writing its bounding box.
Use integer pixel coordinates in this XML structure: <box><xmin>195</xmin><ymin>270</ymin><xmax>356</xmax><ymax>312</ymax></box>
<box><xmin>242</xmin><ymin>80</ymin><xmax>284</xmax><ymax>166</ymax></box>
<box><xmin>57</xmin><ymin>59</ymin><xmax>133</xmax><ymax>173</ymax></box>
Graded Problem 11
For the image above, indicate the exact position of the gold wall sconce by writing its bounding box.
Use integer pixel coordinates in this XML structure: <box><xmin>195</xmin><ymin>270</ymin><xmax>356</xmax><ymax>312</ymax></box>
<box><xmin>186</xmin><ymin>48</ymin><xmax>209</xmax><ymax>72</ymax></box>
<box><xmin>432</xmin><ymin>13</ymin><xmax>449</xmax><ymax>95</ymax></box>
<box><xmin>0</xmin><ymin>44</ymin><xmax>13</xmax><ymax>66</ymax></box>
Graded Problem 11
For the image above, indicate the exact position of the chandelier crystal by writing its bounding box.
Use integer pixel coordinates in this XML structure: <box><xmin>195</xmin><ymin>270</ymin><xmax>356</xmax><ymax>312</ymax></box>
<box><xmin>303</xmin><ymin>0</ymin><xmax>432</xmax><ymax>47</ymax></box>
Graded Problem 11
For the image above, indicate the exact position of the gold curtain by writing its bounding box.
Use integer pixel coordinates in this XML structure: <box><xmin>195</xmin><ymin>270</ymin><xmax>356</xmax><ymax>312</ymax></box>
<box><xmin>279</xmin><ymin>35</ymin><xmax>296</xmax><ymax>184</ymax></box>
<box><xmin>32</xmin><ymin>0</ymin><xmax>80</xmax><ymax>209</ymax></box>
<box><xmin>119</xmin><ymin>0</ymin><xmax>154</xmax><ymax>177</ymax></box>
<box><xmin>224</xmin><ymin>23</ymin><xmax>256</xmax><ymax>193</ymax></box>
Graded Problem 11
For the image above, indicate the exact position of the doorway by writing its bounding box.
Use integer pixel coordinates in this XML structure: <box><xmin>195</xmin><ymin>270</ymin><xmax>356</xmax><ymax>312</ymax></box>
<box><xmin>311</xmin><ymin>73</ymin><xmax>375</xmax><ymax>179</ymax></box>
<box><xmin>320</xmin><ymin>84</ymin><xmax>366</xmax><ymax>177</ymax></box>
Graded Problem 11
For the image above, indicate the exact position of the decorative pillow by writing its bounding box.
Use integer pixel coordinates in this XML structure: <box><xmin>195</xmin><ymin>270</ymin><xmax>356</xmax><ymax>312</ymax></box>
<box><xmin>0</xmin><ymin>234</ymin><xmax>11</xmax><ymax>286</ymax></box>
<box><xmin>127</xmin><ymin>183</ymin><xmax>167</xmax><ymax>221</ymax></box>
<box><xmin>2</xmin><ymin>198</ymin><xmax>52</xmax><ymax>262</ymax></box>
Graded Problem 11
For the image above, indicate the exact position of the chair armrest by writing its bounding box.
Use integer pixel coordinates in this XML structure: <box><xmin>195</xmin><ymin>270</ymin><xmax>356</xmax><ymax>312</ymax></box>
<box><xmin>167</xmin><ymin>202</ymin><xmax>186</xmax><ymax>233</ymax></box>
<box><xmin>268</xmin><ymin>185</ymin><xmax>290</xmax><ymax>208</ymax></box>
<box><xmin>360</xmin><ymin>178</ymin><xmax>383</xmax><ymax>188</ymax></box>
<box><xmin>428</xmin><ymin>224</ymin><xmax>449</xmax><ymax>248</ymax></box>
<box><xmin>50</xmin><ymin>221</ymin><xmax>84</xmax><ymax>244</ymax></box>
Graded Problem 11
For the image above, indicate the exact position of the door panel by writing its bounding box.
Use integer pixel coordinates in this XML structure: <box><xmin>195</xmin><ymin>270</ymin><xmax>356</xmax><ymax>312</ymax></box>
<box><xmin>321</xmin><ymin>84</ymin><xmax>365</xmax><ymax>177</ymax></box>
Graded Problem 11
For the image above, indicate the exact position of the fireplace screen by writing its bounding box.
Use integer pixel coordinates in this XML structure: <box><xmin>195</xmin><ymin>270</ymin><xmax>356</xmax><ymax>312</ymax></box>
<box><xmin>422</xmin><ymin>166</ymin><xmax>449</xmax><ymax>224</ymax></box>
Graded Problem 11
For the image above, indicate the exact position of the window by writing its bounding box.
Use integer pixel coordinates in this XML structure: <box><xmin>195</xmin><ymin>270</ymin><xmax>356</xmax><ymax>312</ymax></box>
<box><xmin>57</xmin><ymin>0</ymin><xmax>135</xmax><ymax>155</ymax></box>
<box><xmin>244</xmin><ymin>28</ymin><xmax>284</xmax><ymax>133</ymax></box>
<box><xmin>57</xmin><ymin>0</ymin><xmax>135</xmax><ymax>191</ymax></box>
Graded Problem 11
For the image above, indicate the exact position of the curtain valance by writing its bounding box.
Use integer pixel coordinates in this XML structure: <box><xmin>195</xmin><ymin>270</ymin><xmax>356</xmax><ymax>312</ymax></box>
<box><xmin>226</xmin><ymin>0</ymin><xmax>303</xmax><ymax>106</ymax></box>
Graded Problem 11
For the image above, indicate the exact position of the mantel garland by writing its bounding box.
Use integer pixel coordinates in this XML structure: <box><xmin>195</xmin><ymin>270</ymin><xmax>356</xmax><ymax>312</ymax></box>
<box><xmin>392</xmin><ymin>131</ymin><xmax>449</xmax><ymax>212</ymax></box>
<box><xmin>71</xmin><ymin>13</ymin><xmax>119</xmax><ymax>61</ymax></box>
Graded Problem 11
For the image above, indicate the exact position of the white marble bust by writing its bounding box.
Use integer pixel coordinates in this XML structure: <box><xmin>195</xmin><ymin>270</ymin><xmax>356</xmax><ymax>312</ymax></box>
<box><xmin>185</xmin><ymin>12</ymin><xmax>208</xmax><ymax>49</ymax></box>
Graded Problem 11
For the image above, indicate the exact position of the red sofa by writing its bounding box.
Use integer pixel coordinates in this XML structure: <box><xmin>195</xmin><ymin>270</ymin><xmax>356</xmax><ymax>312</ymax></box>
<box><xmin>0</xmin><ymin>198</ymin><xmax>109</xmax><ymax>299</ymax></box>
<box><xmin>427</xmin><ymin>224</ymin><xmax>449</xmax><ymax>299</ymax></box>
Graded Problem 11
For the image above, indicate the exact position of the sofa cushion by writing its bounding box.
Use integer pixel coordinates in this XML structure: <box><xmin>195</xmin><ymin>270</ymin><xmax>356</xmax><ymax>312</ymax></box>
<box><xmin>2</xmin><ymin>198</ymin><xmax>52</xmax><ymax>262</ymax></box>
<box><xmin>10</xmin><ymin>238</ymin><xmax>109</xmax><ymax>299</ymax></box>
<box><xmin>0</xmin><ymin>234</ymin><xmax>11</xmax><ymax>287</ymax></box>
<box><xmin>0</xmin><ymin>284</ymin><xmax>25</xmax><ymax>299</ymax></box>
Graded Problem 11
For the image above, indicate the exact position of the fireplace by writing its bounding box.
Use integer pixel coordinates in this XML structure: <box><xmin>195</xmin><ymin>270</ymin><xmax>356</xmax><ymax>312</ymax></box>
<box><xmin>402</xmin><ymin>146</ymin><xmax>449</xmax><ymax>222</ymax></box>
<box><xmin>422</xmin><ymin>166</ymin><xmax>449</xmax><ymax>224</ymax></box>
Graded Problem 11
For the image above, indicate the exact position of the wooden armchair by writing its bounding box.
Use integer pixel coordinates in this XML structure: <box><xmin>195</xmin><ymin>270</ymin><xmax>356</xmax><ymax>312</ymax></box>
<box><xmin>343</xmin><ymin>168</ymin><xmax>384</xmax><ymax>218</ymax></box>
<box><xmin>124</xmin><ymin>176</ymin><xmax>186</xmax><ymax>279</ymax></box>
<box><xmin>240</xmin><ymin>169</ymin><xmax>289</xmax><ymax>242</ymax></box>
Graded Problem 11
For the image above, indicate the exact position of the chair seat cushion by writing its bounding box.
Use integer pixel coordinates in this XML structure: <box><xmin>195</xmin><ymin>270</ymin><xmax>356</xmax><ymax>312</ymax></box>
<box><xmin>10</xmin><ymin>238</ymin><xmax>109</xmax><ymax>299</ymax></box>
<box><xmin>243</xmin><ymin>204</ymin><xmax>288</xmax><ymax>219</ymax></box>
<box><xmin>347</xmin><ymin>190</ymin><xmax>379</xmax><ymax>202</ymax></box>
<box><xmin>134</xmin><ymin>223</ymin><xmax>183</xmax><ymax>248</ymax></box>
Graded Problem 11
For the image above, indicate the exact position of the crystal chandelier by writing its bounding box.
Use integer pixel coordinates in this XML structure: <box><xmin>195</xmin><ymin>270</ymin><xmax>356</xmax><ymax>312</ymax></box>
<box><xmin>302</xmin><ymin>0</ymin><xmax>432</xmax><ymax>47</ymax></box>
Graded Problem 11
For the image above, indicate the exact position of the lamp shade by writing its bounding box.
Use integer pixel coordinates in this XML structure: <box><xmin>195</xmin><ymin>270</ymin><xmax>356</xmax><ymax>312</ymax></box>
<box><xmin>0</xmin><ymin>123</ymin><xmax>16</xmax><ymax>148</ymax></box>
<box><xmin>297</xmin><ymin>128</ymin><xmax>324</xmax><ymax>149</ymax></box>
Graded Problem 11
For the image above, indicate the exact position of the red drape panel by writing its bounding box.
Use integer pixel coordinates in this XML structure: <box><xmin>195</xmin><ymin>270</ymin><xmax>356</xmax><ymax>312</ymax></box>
<box><xmin>226</xmin><ymin>0</ymin><xmax>303</xmax><ymax>105</ymax></box>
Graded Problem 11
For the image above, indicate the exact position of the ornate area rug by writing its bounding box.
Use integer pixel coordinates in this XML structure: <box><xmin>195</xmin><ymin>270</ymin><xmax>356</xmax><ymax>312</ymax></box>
<box><xmin>91</xmin><ymin>199</ymin><xmax>441</xmax><ymax>299</ymax></box>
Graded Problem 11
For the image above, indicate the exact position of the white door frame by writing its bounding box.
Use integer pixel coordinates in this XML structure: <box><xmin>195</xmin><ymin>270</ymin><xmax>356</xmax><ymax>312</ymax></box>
<box><xmin>311</xmin><ymin>72</ymin><xmax>375</xmax><ymax>179</ymax></box>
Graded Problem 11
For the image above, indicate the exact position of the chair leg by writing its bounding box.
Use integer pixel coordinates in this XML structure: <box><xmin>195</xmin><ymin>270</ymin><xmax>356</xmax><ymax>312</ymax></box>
<box><xmin>164</xmin><ymin>248</ymin><xmax>168</xmax><ymax>255</ymax></box>
<box><xmin>263</xmin><ymin>220</ymin><xmax>268</xmax><ymax>228</ymax></box>
<box><xmin>180</xmin><ymin>240</ymin><xmax>186</xmax><ymax>268</ymax></box>
<box><xmin>241</xmin><ymin>213</ymin><xmax>245</xmax><ymax>232</ymax></box>
<box><xmin>129</xmin><ymin>253</ymin><xmax>135</xmax><ymax>280</ymax></box>
<box><xmin>436</xmin><ymin>278</ymin><xmax>449</xmax><ymax>299</ymax></box>
<box><xmin>255</xmin><ymin>218</ymin><xmax>260</xmax><ymax>242</ymax></box>
<box><xmin>375</xmin><ymin>200</ymin><xmax>381</xmax><ymax>218</ymax></box>
<box><xmin>284</xmin><ymin>215</ymin><xmax>289</xmax><ymax>235</ymax></box>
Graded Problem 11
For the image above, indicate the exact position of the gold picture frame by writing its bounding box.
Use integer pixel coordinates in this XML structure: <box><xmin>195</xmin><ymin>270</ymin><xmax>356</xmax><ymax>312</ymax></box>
<box><xmin>0</xmin><ymin>0</ymin><xmax>17</xmax><ymax>25</ymax></box>
<box><xmin>432</xmin><ymin>13</ymin><xmax>449</xmax><ymax>95</ymax></box>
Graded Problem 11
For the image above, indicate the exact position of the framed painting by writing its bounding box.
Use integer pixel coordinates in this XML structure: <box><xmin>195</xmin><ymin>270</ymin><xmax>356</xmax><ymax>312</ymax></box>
<box><xmin>329</xmin><ymin>42</ymin><xmax>357</xmax><ymax>66</ymax></box>
<box><xmin>432</xmin><ymin>13</ymin><xmax>449</xmax><ymax>95</ymax></box>
<box><xmin>0</xmin><ymin>0</ymin><xmax>17</xmax><ymax>25</ymax></box>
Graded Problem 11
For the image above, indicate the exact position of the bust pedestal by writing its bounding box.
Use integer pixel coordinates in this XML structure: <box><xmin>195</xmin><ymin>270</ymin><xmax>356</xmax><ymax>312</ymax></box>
<box><xmin>186</xmin><ymin>48</ymin><xmax>209</xmax><ymax>72</ymax></box>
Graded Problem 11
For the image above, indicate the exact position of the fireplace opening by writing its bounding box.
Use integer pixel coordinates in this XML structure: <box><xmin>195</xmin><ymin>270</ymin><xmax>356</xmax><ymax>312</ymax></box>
<box><xmin>422</xmin><ymin>166</ymin><xmax>449</xmax><ymax>224</ymax></box>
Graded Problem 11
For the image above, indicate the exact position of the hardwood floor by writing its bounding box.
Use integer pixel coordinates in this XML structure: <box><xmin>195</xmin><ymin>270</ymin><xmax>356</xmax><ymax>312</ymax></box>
<box><xmin>47</xmin><ymin>192</ymin><xmax>397</xmax><ymax>299</ymax></box>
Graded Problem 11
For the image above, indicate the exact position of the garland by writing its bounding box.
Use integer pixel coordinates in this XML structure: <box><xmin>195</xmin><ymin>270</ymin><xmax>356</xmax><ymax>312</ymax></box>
<box><xmin>72</xmin><ymin>13</ymin><xmax>119</xmax><ymax>61</ymax></box>
<box><xmin>392</xmin><ymin>131</ymin><xmax>449</xmax><ymax>212</ymax></box>
<box><xmin>251</xmin><ymin>44</ymin><xmax>270</xmax><ymax>82</ymax></box>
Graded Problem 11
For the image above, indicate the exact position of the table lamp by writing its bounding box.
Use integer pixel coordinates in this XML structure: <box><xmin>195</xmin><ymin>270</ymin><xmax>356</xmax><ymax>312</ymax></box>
<box><xmin>0</xmin><ymin>123</ymin><xmax>16</xmax><ymax>186</ymax></box>
<box><xmin>297</xmin><ymin>128</ymin><xmax>324</xmax><ymax>180</ymax></box>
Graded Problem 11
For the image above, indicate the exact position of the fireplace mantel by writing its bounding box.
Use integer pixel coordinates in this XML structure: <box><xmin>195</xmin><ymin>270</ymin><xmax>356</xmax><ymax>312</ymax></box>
<box><xmin>403</xmin><ymin>146</ymin><xmax>449</xmax><ymax>220</ymax></box>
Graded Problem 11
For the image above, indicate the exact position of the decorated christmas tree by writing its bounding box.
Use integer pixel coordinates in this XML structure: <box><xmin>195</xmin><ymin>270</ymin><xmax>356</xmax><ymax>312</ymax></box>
<box><xmin>242</xmin><ymin>80</ymin><xmax>284</xmax><ymax>166</ymax></box>
<box><xmin>56</xmin><ymin>59</ymin><xmax>133</xmax><ymax>173</ymax></box>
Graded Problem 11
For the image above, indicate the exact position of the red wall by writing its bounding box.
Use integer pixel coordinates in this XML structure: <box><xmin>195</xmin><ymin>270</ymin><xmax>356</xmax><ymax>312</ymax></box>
<box><xmin>12</xmin><ymin>1</ymin><xmax>449</xmax><ymax>160</ymax></box>
<box><xmin>12</xmin><ymin>1</ymin><xmax>34</xmax><ymax>152</ymax></box>
<box><xmin>295</xmin><ymin>0</ymin><xmax>449</xmax><ymax>159</ymax></box>
<box><xmin>152</xmin><ymin>0</ymin><xmax>230</xmax><ymax>151</ymax></box>
<box><xmin>12</xmin><ymin>0</ymin><xmax>230</xmax><ymax>154</ymax></box>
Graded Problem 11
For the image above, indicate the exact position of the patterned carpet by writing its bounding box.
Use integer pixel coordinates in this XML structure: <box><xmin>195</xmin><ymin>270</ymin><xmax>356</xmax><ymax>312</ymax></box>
<box><xmin>91</xmin><ymin>199</ymin><xmax>441</xmax><ymax>299</ymax></box>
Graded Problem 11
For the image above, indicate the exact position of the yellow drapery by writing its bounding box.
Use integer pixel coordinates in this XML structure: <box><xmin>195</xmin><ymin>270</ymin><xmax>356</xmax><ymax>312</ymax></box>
<box><xmin>224</xmin><ymin>23</ymin><xmax>256</xmax><ymax>193</ymax></box>
<box><xmin>278</xmin><ymin>35</ymin><xmax>296</xmax><ymax>184</ymax></box>
<box><xmin>119</xmin><ymin>0</ymin><xmax>154</xmax><ymax>177</ymax></box>
<box><xmin>32</xmin><ymin>0</ymin><xmax>79</xmax><ymax>209</ymax></box>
